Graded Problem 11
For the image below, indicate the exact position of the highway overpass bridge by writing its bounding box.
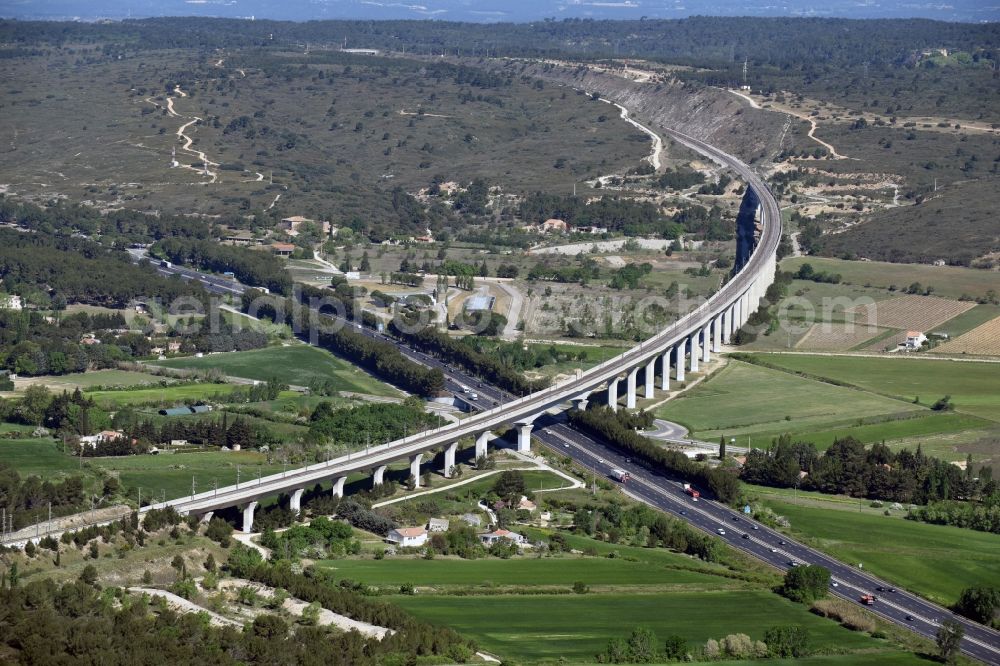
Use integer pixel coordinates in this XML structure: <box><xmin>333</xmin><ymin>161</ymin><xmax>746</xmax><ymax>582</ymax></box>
<box><xmin>140</xmin><ymin>125</ymin><xmax>781</xmax><ymax>533</ymax></box>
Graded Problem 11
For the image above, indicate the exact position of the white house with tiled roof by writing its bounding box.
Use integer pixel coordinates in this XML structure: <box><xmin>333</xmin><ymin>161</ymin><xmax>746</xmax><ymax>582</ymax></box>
<box><xmin>386</xmin><ymin>526</ymin><xmax>428</xmax><ymax>548</ymax></box>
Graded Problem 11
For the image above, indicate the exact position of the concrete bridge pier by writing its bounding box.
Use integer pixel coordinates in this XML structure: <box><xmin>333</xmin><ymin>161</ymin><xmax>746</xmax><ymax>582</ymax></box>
<box><xmin>701</xmin><ymin>324</ymin><xmax>711</xmax><ymax>363</ymax></box>
<box><xmin>572</xmin><ymin>392</ymin><xmax>590</xmax><ymax>411</ymax></box>
<box><xmin>712</xmin><ymin>316</ymin><xmax>722</xmax><ymax>353</ymax></box>
<box><xmin>644</xmin><ymin>358</ymin><xmax>656</xmax><ymax>399</ymax></box>
<box><xmin>372</xmin><ymin>465</ymin><xmax>387</xmax><ymax>487</ymax></box>
<box><xmin>475</xmin><ymin>431</ymin><xmax>491</xmax><ymax>459</ymax></box>
<box><xmin>515</xmin><ymin>421</ymin><xmax>534</xmax><ymax>453</ymax></box>
<box><xmin>626</xmin><ymin>367</ymin><xmax>639</xmax><ymax>409</ymax></box>
<box><xmin>242</xmin><ymin>501</ymin><xmax>258</xmax><ymax>534</ymax></box>
<box><xmin>332</xmin><ymin>476</ymin><xmax>346</xmax><ymax>498</ymax></box>
<box><xmin>675</xmin><ymin>343</ymin><xmax>686</xmax><ymax>382</ymax></box>
<box><xmin>199</xmin><ymin>511</ymin><xmax>214</xmax><ymax>524</ymax></box>
<box><xmin>661</xmin><ymin>348</ymin><xmax>671</xmax><ymax>391</ymax></box>
<box><xmin>289</xmin><ymin>488</ymin><xmax>304</xmax><ymax>515</ymax></box>
<box><xmin>410</xmin><ymin>453</ymin><xmax>424</xmax><ymax>488</ymax></box>
<box><xmin>608</xmin><ymin>377</ymin><xmax>620</xmax><ymax>412</ymax></box>
<box><xmin>689</xmin><ymin>334</ymin><xmax>700</xmax><ymax>373</ymax></box>
<box><xmin>443</xmin><ymin>442</ymin><xmax>458</xmax><ymax>478</ymax></box>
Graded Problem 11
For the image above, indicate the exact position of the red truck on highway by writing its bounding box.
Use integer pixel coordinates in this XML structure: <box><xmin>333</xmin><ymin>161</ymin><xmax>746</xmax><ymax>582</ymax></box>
<box><xmin>683</xmin><ymin>483</ymin><xmax>700</xmax><ymax>499</ymax></box>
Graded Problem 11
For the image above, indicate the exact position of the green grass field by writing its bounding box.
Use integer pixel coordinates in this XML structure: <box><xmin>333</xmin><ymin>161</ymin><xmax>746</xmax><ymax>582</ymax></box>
<box><xmin>752</xmin><ymin>354</ymin><xmax>1000</xmax><ymax>422</ymax></box>
<box><xmin>743</xmin><ymin>412</ymin><xmax>992</xmax><ymax>453</ymax></box>
<box><xmin>656</xmin><ymin>361</ymin><xmax>915</xmax><ymax>440</ymax></box>
<box><xmin>151</xmin><ymin>345</ymin><xmax>398</xmax><ymax>397</ymax></box>
<box><xmin>755</xmin><ymin>489</ymin><xmax>1000</xmax><ymax>606</ymax></box>
<box><xmin>392</xmin><ymin>592</ymin><xmax>890</xmax><ymax>663</ymax></box>
<box><xmin>86</xmin><ymin>382</ymin><xmax>238</xmax><ymax>407</ymax></box>
<box><xmin>320</xmin><ymin>556</ymin><xmax>730</xmax><ymax>589</ymax></box>
<box><xmin>90</xmin><ymin>449</ymin><xmax>285</xmax><ymax>501</ymax></box>
<box><xmin>16</xmin><ymin>369</ymin><xmax>175</xmax><ymax>392</ymax></box>
<box><xmin>0</xmin><ymin>438</ymin><xmax>82</xmax><ymax>478</ymax></box>
<box><xmin>779</xmin><ymin>257</ymin><xmax>998</xmax><ymax>301</ymax></box>
<box><xmin>0</xmin><ymin>438</ymin><xmax>288</xmax><ymax>501</ymax></box>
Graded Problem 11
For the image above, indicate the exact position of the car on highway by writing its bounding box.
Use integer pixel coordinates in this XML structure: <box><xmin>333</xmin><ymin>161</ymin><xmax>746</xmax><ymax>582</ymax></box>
<box><xmin>905</xmin><ymin>615</ymin><xmax>914</xmax><ymax>622</ymax></box>
<box><xmin>770</xmin><ymin>548</ymin><xmax>778</xmax><ymax>553</ymax></box>
<box><xmin>742</xmin><ymin>533</ymin><xmax>750</xmax><ymax>539</ymax></box>
<box><xmin>679</xmin><ymin>510</ymin><xmax>686</xmax><ymax>515</ymax></box>
<box><xmin>778</xmin><ymin>540</ymin><xmax>786</xmax><ymax>545</ymax></box>
<box><xmin>752</xmin><ymin>525</ymin><xmax>759</xmax><ymax>530</ymax></box>
<box><xmin>732</xmin><ymin>516</ymin><xmax>740</xmax><ymax>521</ymax></box>
<box><xmin>788</xmin><ymin>561</ymin><xmax>800</xmax><ymax>567</ymax></box>
<box><xmin>831</xmin><ymin>582</ymin><xmax>839</xmax><ymax>588</ymax></box>
<box><xmin>716</xmin><ymin>528</ymin><xmax>726</xmax><ymax>535</ymax></box>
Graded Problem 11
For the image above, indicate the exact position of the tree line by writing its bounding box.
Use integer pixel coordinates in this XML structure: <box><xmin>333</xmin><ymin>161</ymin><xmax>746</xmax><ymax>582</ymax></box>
<box><xmin>113</xmin><ymin>411</ymin><xmax>282</xmax><ymax>454</ymax></box>
<box><xmin>569</xmin><ymin>407</ymin><xmax>741</xmax><ymax>504</ymax></box>
<box><xmin>309</xmin><ymin>397</ymin><xmax>438</xmax><ymax>447</ymax></box>
<box><xmin>6</xmin><ymin>17</ymin><xmax>993</xmax><ymax>74</ymax></box>
<box><xmin>0</xmin><ymin>307</ymin><xmax>266</xmax><ymax>378</ymax></box>
<box><xmin>387</xmin><ymin>319</ymin><xmax>548</xmax><ymax>395</ymax></box>
<box><xmin>0</xmin><ymin>461</ymin><xmax>85</xmax><ymax>530</ymax></box>
<box><xmin>153</xmin><ymin>238</ymin><xmax>293</xmax><ymax>295</ymax></box>
<box><xmin>0</xmin><ymin>197</ymin><xmax>212</xmax><ymax>245</ymax></box>
<box><xmin>225</xmin><ymin>546</ymin><xmax>477</xmax><ymax>661</ymax></box>
<box><xmin>741</xmin><ymin>434</ymin><xmax>997</xmax><ymax>509</ymax></box>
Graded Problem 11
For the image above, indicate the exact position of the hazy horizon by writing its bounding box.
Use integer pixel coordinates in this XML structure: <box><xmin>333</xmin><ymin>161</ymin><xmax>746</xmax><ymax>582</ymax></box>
<box><xmin>1</xmin><ymin>0</ymin><xmax>997</xmax><ymax>23</ymax></box>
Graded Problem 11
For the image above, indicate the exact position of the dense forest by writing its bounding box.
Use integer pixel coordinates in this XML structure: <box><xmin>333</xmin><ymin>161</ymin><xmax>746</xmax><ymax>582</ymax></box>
<box><xmin>0</xmin><ymin>198</ymin><xmax>213</xmax><ymax>245</ymax></box>
<box><xmin>0</xmin><ymin>230</ymin><xmax>206</xmax><ymax>309</ymax></box>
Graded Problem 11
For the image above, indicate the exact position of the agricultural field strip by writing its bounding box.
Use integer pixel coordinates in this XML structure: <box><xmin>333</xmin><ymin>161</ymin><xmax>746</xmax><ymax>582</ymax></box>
<box><xmin>848</xmin><ymin>294</ymin><xmax>975</xmax><ymax>332</ymax></box>
<box><xmin>934</xmin><ymin>315</ymin><xmax>1000</xmax><ymax>356</ymax></box>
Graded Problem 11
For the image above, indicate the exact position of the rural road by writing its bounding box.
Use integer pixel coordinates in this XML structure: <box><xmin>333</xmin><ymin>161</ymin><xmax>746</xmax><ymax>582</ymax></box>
<box><xmin>495</xmin><ymin>281</ymin><xmax>524</xmax><ymax>340</ymax></box>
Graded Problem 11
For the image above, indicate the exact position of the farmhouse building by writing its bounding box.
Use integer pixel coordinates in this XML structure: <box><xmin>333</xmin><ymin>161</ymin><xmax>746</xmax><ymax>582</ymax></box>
<box><xmin>902</xmin><ymin>331</ymin><xmax>927</xmax><ymax>351</ymax></box>
<box><xmin>479</xmin><ymin>529</ymin><xmax>526</xmax><ymax>546</ymax></box>
<box><xmin>427</xmin><ymin>518</ymin><xmax>450</xmax><ymax>533</ymax></box>
<box><xmin>541</xmin><ymin>218</ymin><xmax>568</xmax><ymax>233</ymax></box>
<box><xmin>386</xmin><ymin>527</ymin><xmax>428</xmax><ymax>548</ymax></box>
<box><xmin>280</xmin><ymin>215</ymin><xmax>331</xmax><ymax>236</ymax></box>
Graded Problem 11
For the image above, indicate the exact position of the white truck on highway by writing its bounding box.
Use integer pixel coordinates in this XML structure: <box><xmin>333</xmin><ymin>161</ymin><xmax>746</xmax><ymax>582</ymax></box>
<box><xmin>611</xmin><ymin>469</ymin><xmax>630</xmax><ymax>483</ymax></box>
